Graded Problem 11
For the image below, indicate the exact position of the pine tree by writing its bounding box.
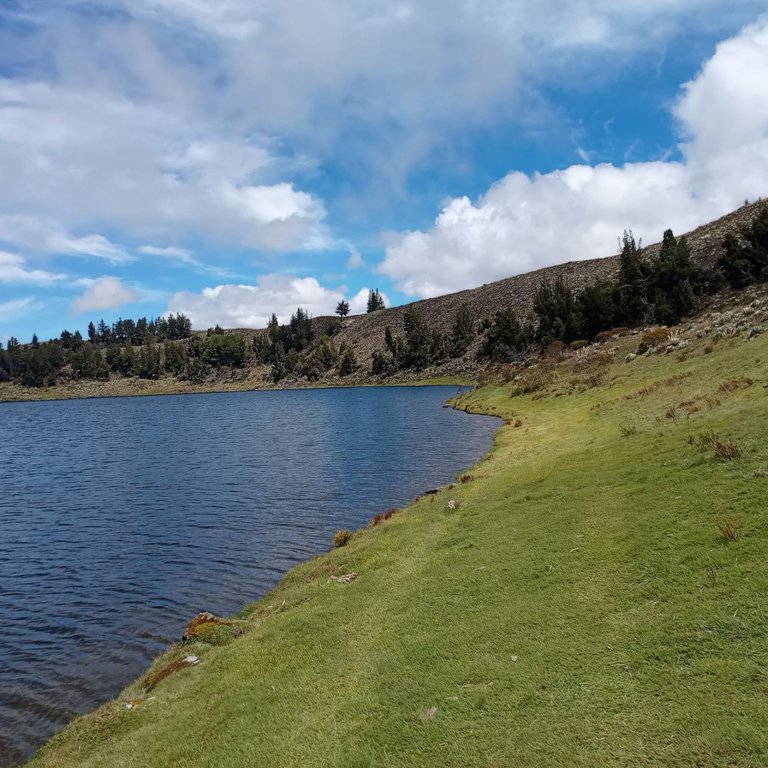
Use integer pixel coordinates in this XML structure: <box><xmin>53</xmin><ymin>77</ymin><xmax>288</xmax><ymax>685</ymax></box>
<box><xmin>366</xmin><ymin>289</ymin><xmax>385</xmax><ymax>313</ymax></box>
<box><xmin>450</xmin><ymin>303</ymin><xmax>475</xmax><ymax>357</ymax></box>
<box><xmin>335</xmin><ymin>300</ymin><xmax>350</xmax><ymax>318</ymax></box>
<box><xmin>615</xmin><ymin>230</ymin><xmax>649</xmax><ymax>327</ymax></box>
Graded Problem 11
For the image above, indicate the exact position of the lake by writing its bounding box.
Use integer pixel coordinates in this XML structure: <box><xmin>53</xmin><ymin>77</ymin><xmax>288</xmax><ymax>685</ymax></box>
<box><xmin>0</xmin><ymin>386</ymin><xmax>499</xmax><ymax>766</ymax></box>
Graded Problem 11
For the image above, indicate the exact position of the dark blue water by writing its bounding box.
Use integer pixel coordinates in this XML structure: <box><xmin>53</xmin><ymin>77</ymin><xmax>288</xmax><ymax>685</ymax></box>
<box><xmin>0</xmin><ymin>386</ymin><xmax>499</xmax><ymax>766</ymax></box>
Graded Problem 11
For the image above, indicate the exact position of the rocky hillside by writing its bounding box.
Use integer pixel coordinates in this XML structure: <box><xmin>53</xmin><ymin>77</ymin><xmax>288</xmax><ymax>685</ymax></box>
<box><xmin>294</xmin><ymin>200</ymin><xmax>764</xmax><ymax>379</ymax></box>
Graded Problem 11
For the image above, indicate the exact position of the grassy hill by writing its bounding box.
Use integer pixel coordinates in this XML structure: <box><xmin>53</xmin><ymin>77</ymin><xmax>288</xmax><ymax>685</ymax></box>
<box><xmin>29</xmin><ymin>282</ymin><xmax>768</xmax><ymax>767</ymax></box>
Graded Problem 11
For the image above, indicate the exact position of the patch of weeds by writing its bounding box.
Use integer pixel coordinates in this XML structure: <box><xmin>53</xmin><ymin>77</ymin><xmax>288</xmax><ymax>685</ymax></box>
<box><xmin>688</xmin><ymin>430</ymin><xmax>741</xmax><ymax>460</ymax></box>
<box><xmin>714</xmin><ymin>440</ymin><xmax>741</xmax><ymax>461</ymax></box>
<box><xmin>664</xmin><ymin>406</ymin><xmax>679</xmax><ymax>421</ymax></box>
<box><xmin>460</xmin><ymin>474</ymin><xmax>475</xmax><ymax>484</ymax></box>
<box><xmin>753</xmin><ymin>468</ymin><xmax>768</xmax><ymax>478</ymax></box>
<box><xmin>333</xmin><ymin>529</ymin><xmax>352</xmax><ymax>548</ymax></box>
<box><xmin>718</xmin><ymin>378</ymin><xmax>754</xmax><ymax>392</ymax></box>
<box><xmin>718</xmin><ymin>516</ymin><xmax>740</xmax><ymax>542</ymax></box>
<box><xmin>619</xmin><ymin>423</ymin><xmax>637</xmax><ymax>437</ymax></box>
<box><xmin>688</xmin><ymin>429</ymin><xmax>719</xmax><ymax>450</ymax></box>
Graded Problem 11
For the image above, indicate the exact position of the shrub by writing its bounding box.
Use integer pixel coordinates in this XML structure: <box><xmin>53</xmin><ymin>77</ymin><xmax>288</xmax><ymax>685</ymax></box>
<box><xmin>333</xmin><ymin>529</ymin><xmax>352</xmax><ymax>548</ymax></box>
<box><xmin>714</xmin><ymin>440</ymin><xmax>741</xmax><ymax>461</ymax></box>
<box><xmin>383</xmin><ymin>508</ymin><xmax>397</xmax><ymax>521</ymax></box>
<box><xmin>369</xmin><ymin>514</ymin><xmax>384</xmax><ymax>527</ymax></box>
<box><xmin>718</xmin><ymin>516</ymin><xmax>740</xmax><ymax>542</ymax></box>
<box><xmin>638</xmin><ymin>328</ymin><xmax>671</xmax><ymax>354</ymax></box>
<box><xmin>460</xmin><ymin>474</ymin><xmax>474</xmax><ymax>484</ymax></box>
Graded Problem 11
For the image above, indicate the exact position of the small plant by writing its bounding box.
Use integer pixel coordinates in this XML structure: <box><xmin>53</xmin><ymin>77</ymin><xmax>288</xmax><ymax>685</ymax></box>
<box><xmin>333</xmin><ymin>529</ymin><xmax>352</xmax><ymax>548</ymax></box>
<box><xmin>664</xmin><ymin>406</ymin><xmax>678</xmax><ymax>420</ymax></box>
<box><xmin>717</xmin><ymin>516</ymin><xmax>740</xmax><ymax>542</ymax></box>
<box><xmin>369</xmin><ymin>514</ymin><xmax>384</xmax><ymax>527</ymax></box>
<box><xmin>703</xmin><ymin>344</ymin><xmax>714</xmax><ymax>354</ymax></box>
<box><xmin>638</xmin><ymin>328</ymin><xmax>671</xmax><ymax>355</ymax></box>
<box><xmin>383</xmin><ymin>508</ymin><xmax>397</xmax><ymax>520</ymax></box>
<box><xmin>690</xmin><ymin>429</ymin><xmax>719</xmax><ymax>450</ymax></box>
<box><xmin>619</xmin><ymin>423</ymin><xmax>637</xmax><ymax>437</ymax></box>
<box><xmin>460</xmin><ymin>474</ymin><xmax>474</xmax><ymax>484</ymax></box>
<box><xmin>514</xmin><ymin>418</ymin><xmax>523</xmax><ymax>428</ymax></box>
<box><xmin>714</xmin><ymin>439</ymin><xmax>741</xmax><ymax>461</ymax></box>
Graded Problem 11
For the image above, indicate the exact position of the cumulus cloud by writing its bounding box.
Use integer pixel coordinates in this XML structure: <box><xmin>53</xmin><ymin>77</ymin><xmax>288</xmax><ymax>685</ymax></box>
<box><xmin>0</xmin><ymin>78</ymin><xmax>329</xmax><ymax>260</ymax></box>
<box><xmin>380</xmin><ymin>19</ymin><xmax>768</xmax><ymax>297</ymax></box>
<box><xmin>0</xmin><ymin>251</ymin><xmax>68</xmax><ymax>284</ymax></box>
<box><xmin>71</xmin><ymin>277</ymin><xmax>140</xmax><ymax>315</ymax></box>
<box><xmin>168</xmin><ymin>274</ymin><xmax>347</xmax><ymax>329</ymax></box>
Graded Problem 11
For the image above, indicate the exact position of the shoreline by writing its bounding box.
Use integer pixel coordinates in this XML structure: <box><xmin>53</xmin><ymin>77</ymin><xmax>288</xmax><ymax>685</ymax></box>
<box><xmin>0</xmin><ymin>375</ymin><xmax>474</xmax><ymax>406</ymax></box>
<box><xmin>25</xmin><ymin>323</ymin><xmax>768</xmax><ymax>767</ymax></box>
<box><xmin>12</xmin><ymin>386</ymin><xmax>498</xmax><ymax>767</ymax></box>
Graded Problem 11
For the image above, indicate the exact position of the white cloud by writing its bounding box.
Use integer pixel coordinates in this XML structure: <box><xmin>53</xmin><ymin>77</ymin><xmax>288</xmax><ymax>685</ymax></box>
<box><xmin>0</xmin><ymin>215</ymin><xmax>131</xmax><ymax>263</ymax></box>
<box><xmin>347</xmin><ymin>252</ymin><xmax>365</xmax><ymax>270</ymax></box>
<box><xmin>0</xmin><ymin>251</ymin><xmax>68</xmax><ymax>284</ymax></box>
<box><xmin>381</xmin><ymin>19</ymin><xmax>768</xmax><ymax>297</ymax></box>
<box><xmin>168</xmin><ymin>274</ymin><xmax>346</xmax><ymax>329</ymax></box>
<box><xmin>0</xmin><ymin>79</ymin><xmax>329</xmax><ymax>258</ymax></box>
<box><xmin>71</xmin><ymin>277</ymin><xmax>140</xmax><ymax>315</ymax></box>
<box><xmin>0</xmin><ymin>297</ymin><xmax>43</xmax><ymax>323</ymax></box>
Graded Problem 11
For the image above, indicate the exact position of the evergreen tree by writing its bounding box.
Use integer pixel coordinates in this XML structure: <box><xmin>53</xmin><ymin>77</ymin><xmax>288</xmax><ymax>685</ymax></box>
<box><xmin>366</xmin><ymin>289</ymin><xmax>385</xmax><ymax>312</ymax></box>
<box><xmin>288</xmin><ymin>308</ymin><xmax>313</xmax><ymax>351</ymax></box>
<box><xmin>338</xmin><ymin>345</ymin><xmax>358</xmax><ymax>376</ymax></box>
<box><xmin>402</xmin><ymin>306</ymin><xmax>433</xmax><ymax>369</ymax></box>
<box><xmin>335</xmin><ymin>300</ymin><xmax>350</xmax><ymax>318</ymax></box>
<box><xmin>649</xmin><ymin>230</ymin><xmax>700</xmax><ymax>324</ymax></box>
<box><xmin>450</xmin><ymin>303</ymin><xmax>475</xmax><ymax>357</ymax></box>
<box><xmin>533</xmin><ymin>277</ymin><xmax>580</xmax><ymax>344</ymax></box>
<box><xmin>576</xmin><ymin>282</ymin><xmax>616</xmax><ymax>339</ymax></box>
<box><xmin>718</xmin><ymin>205</ymin><xmax>768</xmax><ymax>287</ymax></box>
<box><xmin>615</xmin><ymin>230</ymin><xmax>650</xmax><ymax>327</ymax></box>
<box><xmin>87</xmin><ymin>321</ymin><xmax>98</xmax><ymax>345</ymax></box>
<box><xmin>480</xmin><ymin>308</ymin><xmax>532</xmax><ymax>361</ymax></box>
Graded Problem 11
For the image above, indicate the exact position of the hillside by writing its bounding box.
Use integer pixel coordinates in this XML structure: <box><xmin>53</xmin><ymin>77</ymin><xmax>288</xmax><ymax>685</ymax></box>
<box><xmin>29</xmin><ymin>280</ymin><xmax>768</xmax><ymax>767</ymax></box>
<box><xmin>313</xmin><ymin>200</ymin><xmax>763</xmax><ymax>377</ymax></box>
<box><xmin>0</xmin><ymin>200</ymin><xmax>763</xmax><ymax>401</ymax></box>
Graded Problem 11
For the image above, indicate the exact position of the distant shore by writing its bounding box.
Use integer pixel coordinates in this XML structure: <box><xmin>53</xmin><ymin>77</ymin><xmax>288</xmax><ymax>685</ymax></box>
<box><xmin>0</xmin><ymin>373</ymin><xmax>473</xmax><ymax>404</ymax></box>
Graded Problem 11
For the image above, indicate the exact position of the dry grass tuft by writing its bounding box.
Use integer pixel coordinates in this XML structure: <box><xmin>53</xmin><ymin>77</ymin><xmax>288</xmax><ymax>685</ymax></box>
<box><xmin>333</xmin><ymin>529</ymin><xmax>352</xmax><ymax>548</ymax></box>
<box><xmin>718</xmin><ymin>516</ymin><xmax>740</xmax><ymax>542</ymax></box>
<box><xmin>718</xmin><ymin>378</ymin><xmax>754</xmax><ymax>392</ymax></box>
<box><xmin>714</xmin><ymin>440</ymin><xmax>741</xmax><ymax>461</ymax></box>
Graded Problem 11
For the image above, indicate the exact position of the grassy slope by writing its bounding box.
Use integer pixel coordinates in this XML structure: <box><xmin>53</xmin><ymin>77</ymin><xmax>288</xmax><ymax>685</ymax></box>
<box><xmin>30</xmin><ymin>326</ymin><xmax>768</xmax><ymax>767</ymax></box>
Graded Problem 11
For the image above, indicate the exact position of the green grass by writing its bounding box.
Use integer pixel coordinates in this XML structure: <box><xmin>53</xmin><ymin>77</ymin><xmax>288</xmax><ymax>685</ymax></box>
<box><xmin>29</xmin><ymin>327</ymin><xmax>768</xmax><ymax>767</ymax></box>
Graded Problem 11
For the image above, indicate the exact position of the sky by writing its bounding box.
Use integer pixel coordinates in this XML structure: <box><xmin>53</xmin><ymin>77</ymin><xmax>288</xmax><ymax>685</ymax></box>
<box><xmin>1</xmin><ymin>2</ymin><xmax>768</xmax><ymax>343</ymax></box>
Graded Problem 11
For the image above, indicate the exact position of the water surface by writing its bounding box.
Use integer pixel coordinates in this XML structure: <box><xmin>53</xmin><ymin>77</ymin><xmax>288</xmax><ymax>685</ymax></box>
<box><xmin>0</xmin><ymin>386</ymin><xmax>499</xmax><ymax>765</ymax></box>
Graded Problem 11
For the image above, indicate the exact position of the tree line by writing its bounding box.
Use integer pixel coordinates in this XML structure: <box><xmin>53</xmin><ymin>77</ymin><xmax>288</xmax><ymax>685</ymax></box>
<box><xmin>2</xmin><ymin>208</ymin><xmax>766</xmax><ymax>388</ymax></box>
<box><xmin>370</xmin><ymin>205</ymin><xmax>768</xmax><ymax>373</ymax></box>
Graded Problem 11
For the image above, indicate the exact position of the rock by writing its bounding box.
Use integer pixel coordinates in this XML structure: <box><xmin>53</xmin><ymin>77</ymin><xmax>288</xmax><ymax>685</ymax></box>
<box><xmin>329</xmin><ymin>572</ymin><xmax>358</xmax><ymax>584</ymax></box>
<box><xmin>748</xmin><ymin>326</ymin><xmax>765</xmax><ymax>339</ymax></box>
<box><xmin>624</xmin><ymin>353</ymin><xmax>637</xmax><ymax>363</ymax></box>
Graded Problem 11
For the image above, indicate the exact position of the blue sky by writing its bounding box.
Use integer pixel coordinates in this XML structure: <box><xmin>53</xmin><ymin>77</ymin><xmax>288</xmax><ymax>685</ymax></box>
<box><xmin>1</xmin><ymin>2</ymin><xmax>768</xmax><ymax>343</ymax></box>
